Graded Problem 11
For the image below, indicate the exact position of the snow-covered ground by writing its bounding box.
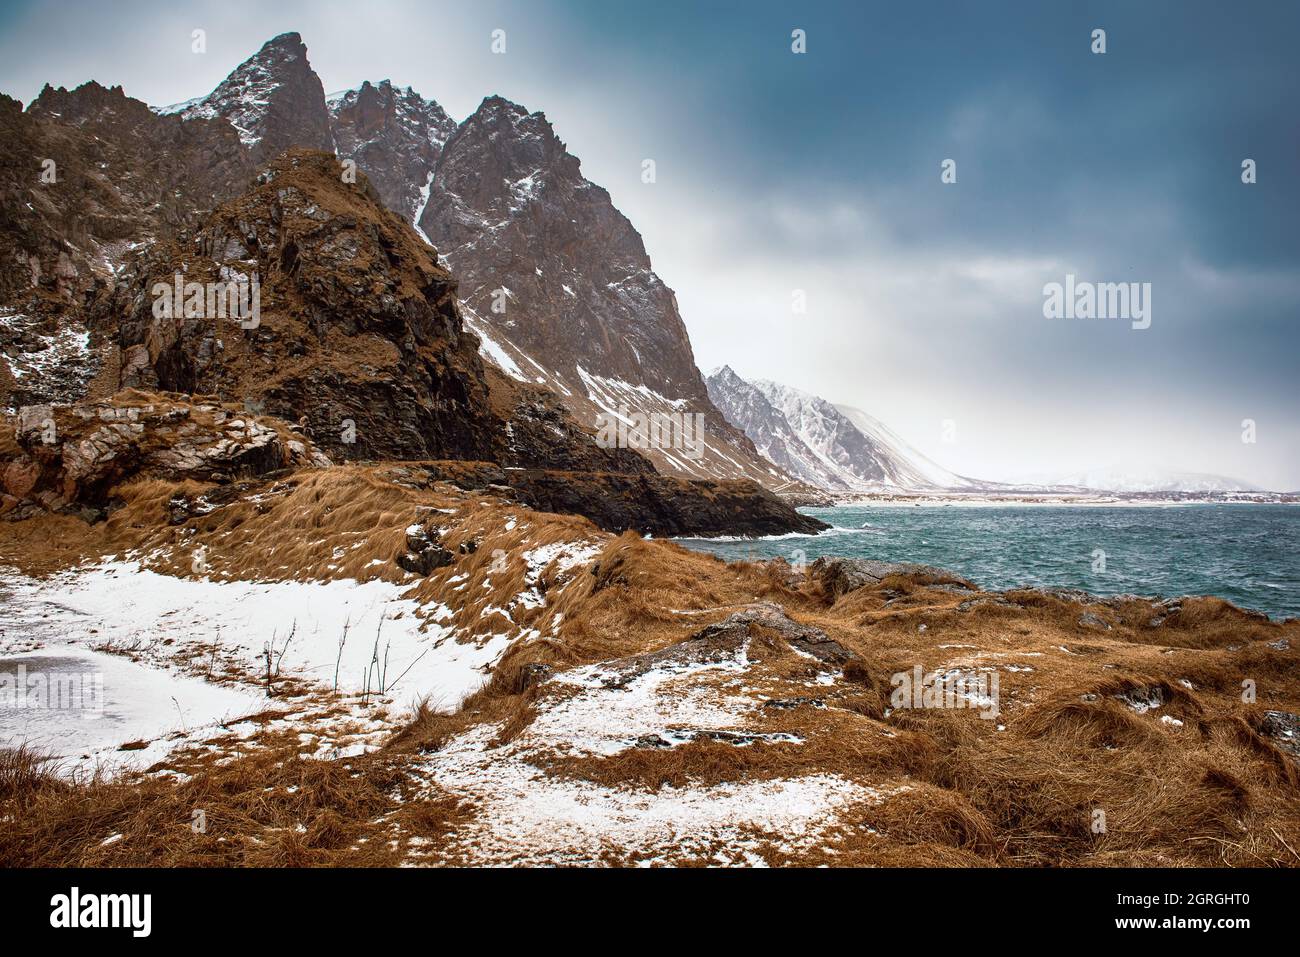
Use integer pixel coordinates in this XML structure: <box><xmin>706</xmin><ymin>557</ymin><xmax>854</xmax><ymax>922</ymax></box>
<box><xmin>408</xmin><ymin>635</ymin><xmax>893</xmax><ymax>865</ymax></box>
<box><xmin>0</xmin><ymin>646</ymin><xmax>259</xmax><ymax>775</ymax></box>
<box><xmin>0</xmin><ymin>560</ymin><xmax>510</xmax><ymax>773</ymax></box>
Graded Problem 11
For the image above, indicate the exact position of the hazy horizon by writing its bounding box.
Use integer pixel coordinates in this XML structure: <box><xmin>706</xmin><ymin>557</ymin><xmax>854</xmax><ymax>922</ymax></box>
<box><xmin>1</xmin><ymin>0</ymin><xmax>1295</xmax><ymax>489</ymax></box>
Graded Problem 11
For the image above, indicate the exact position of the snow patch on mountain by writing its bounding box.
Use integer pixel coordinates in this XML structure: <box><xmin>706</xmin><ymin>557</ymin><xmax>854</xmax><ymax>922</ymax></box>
<box><xmin>706</xmin><ymin>366</ymin><xmax>987</xmax><ymax>494</ymax></box>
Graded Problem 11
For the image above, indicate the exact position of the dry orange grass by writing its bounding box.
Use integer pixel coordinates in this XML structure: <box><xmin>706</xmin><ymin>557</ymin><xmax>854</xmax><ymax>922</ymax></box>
<box><xmin>2</xmin><ymin>464</ymin><xmax>1298</xmax><ymax>866</ymax></box>
<box><xmin>0</xmin><ymin>742</ymin><xmax>469</xmax><ymax>867</ymax></box>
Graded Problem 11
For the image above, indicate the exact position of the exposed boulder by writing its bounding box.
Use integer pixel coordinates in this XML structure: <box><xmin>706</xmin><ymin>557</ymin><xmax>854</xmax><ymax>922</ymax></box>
<box><xmin>1258</xmin><ymin>711</ymin><xmax>1300</xmax><ymax>760</ymax></box>
<box><xmin>396</xmin><ymin>519</ymin><xmax>454</xmax><ymax>576</ymax></box>
<box><xmin>0</xmin><ymin>389</ymin><xmax>328</xmax><ymax>517</ymax></box>
<box><xmin>586</xmin><ymin>602</ymin><xmax>855</xmax><ymax>691</ymax></box>
<box><xmin>809</xmin><ymin>556</ymin><xmax>974</xmax><ymax>598</ymax></box>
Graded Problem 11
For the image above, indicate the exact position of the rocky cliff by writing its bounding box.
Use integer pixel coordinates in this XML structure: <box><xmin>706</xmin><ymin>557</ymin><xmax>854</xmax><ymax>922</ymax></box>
<box><xmin>163</xmin><ymin>32</ymin><xmax>333</xmax><ymax>166</ymax></box>
<box><xmin>411</xmin><ymin>94</ymin><xmax>783</xmax><ymax>485</ymax></box>
<box><xmin>0</xmin><ymin>34</ymin><xmax>820</xmax><ymax>538</ymax></box>
<box><xmin>91</xmin><ymin>148</ymin><xmax>504</xmax><ymax>463</ymax></box>
<box><xmin>327</xmin><ymin>80</ymin><xmax>456</xmax><ymax>226</ymax></box>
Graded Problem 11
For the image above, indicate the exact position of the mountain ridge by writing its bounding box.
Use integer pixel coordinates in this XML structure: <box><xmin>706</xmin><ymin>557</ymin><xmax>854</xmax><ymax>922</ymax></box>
<box><xmin>706</xmin><ymin>365</ymin><xmax>996</xmax><ymax>494</ymax></box>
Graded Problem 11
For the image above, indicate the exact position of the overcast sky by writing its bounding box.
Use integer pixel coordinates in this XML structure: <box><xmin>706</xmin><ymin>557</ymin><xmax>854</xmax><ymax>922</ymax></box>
<box><xmin>2</xmin><ymin>0</ymin><xmax>1296</xmax><ymax>488</ymax></box>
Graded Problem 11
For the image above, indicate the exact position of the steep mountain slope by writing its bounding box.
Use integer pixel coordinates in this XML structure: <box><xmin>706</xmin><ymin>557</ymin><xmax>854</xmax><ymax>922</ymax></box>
<box><xmin>88</xmin><ymin>147</ymin><xmax>644</xmax><ymax>471</ymax></box>
<box><xmin>0</xmin><ymin>44</ymin><xmax>818</xmax><ymax>535</ymax></box>
<box><xmin>401</xmin><ymin>94</ymin><xmax>782</xmax><ymax>486</ymax></box>
<box><xmin>833</xmin><ymin>403</ymin><xmax>982</xmax><ymax>491</ymax></box>
<box><xmin>757</xmin><ymin>378</ymin><xmax>929</xmax><ymax>490</ymax></box>
<box><xmin>706</xmin><ymin>366</ymin><xmax>988</xmax><ymax>493</ymax></box>
<box><xmin>1</xmin><ymin>82</ymin><xmax>256</xmax><ymax>409</ymax></box>
<box><xmin>1</xmin><ymin>83</ymin><xmax>252</xmax><ymax>309</ymax></box>
<box><xmin>327</xmin><ymin>80</ymin><xmax>456</xmax><ymax>226</ymax></box>
<box><xmin>706</xmin><ymin>365</ymin><xmax>854</xmax><ymax>491</ymax></box>
<box><xmin>145</xmin><ymin>34</ymin><xmax>788</xmax><ymax>486</ymax></box>
<box><xmin>162</xmin><ymin>32</ymin><xmax>333</xmax><ymax>165</ymax></box>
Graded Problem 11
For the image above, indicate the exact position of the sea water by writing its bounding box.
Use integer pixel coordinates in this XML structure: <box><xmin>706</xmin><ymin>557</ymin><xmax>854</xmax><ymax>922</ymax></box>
<box><xmin>678</xmin><ymin>504</ymin><xmax>1300</xmax><ymax>620</ymax></box>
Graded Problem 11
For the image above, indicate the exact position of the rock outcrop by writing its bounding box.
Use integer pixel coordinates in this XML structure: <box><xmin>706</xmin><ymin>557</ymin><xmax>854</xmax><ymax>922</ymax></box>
<box><xmin>383</xmin><ymin>461</ymin><xmax>828</xmax><ymax>537</ymax></box>
<box><xmin>0</xmin><ymin>82</ymin><xmax>252</xmax><ymax>310</ymax></box>
<box><xmin>93</xmin><ymin>148</ymin><xmax>503</xmax><ymax>463</ymax></box>
<box><xmin>0</xmin><ymin>389</ymin><xmax>328</xmax><ymax>519</ymax></box>
<box><xmin>166</xmin><ymin>32</ymin><xmax>333</xmax><ymax>166</ymax></box>
<box><xmin>327</xmin><ymin>80</ymin><xmax>455</xmax><ymax>225</ymax></box>
<box><xmin>809</xmin><ymin>556</ymin><xmax>975</xmax><ymax>598</ymax></box>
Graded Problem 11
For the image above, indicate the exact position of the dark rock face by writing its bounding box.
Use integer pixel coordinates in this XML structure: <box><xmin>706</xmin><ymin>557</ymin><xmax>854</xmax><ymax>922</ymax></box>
<box><xmin>1259</xmin><ymin>711</ymin><xmax>1300</xmax><ymax>760</ymax></box>
<box><xmin>171</xmin><ymin>32</ymin><xmax>333</xmax><ymax>166</ymax></box>
<box><xmin>1</xmin><ymin>81</ymin><xmax>257</xmax><ymax>410</ymax></box>
<box><xmin>0</xmin><ymin>83</ymin><xmax>253</xmax><ymax>310</ymax></box>
<box><xmin>420</xmin><ymin>96</ymin><xmax>697</xmax><ymax>395</ymax></box>
<box><xmin>93</xmin><ymin>149</ymin><xmax>503</xmax><ymax>464</ymax></box>
<box><xmin>0</xmin><ymin>390</ymin><xmax>328</xmax><ymax>518</ymax></box>
<box><xmin>487</xmin><ymin>370</ymin><xmax>653</xmax><ymax>475</ymax></box>
<box><xmin>411</xmin><ymin>95</ymin><xmax>782</xmax><ymax>486</ymax></box>
<box><xmin>327</xmin><ymin>80</ymin><xmax>455</xmax><ymax>224</ymax></box>
<box><xmin>809</xmin><ymin>557</ymin><xmax>975</xmax><ymax>598</ymax></box>
<box><xmin>386</xmin><ymin>462</ymin><xmax>828</xmax><ymax>538</ymax></box>
<box><xmin>507</xmin><ymin>469</ymin><xmax>827</xmax><ymax>537</ymax></box>
<box><xmin>397</xmin><ymin>521</ymin><xmax>455</xmax><ymax>576</ymax></box>
<box><xmin>89</xmin><ymin>149</ymin><xmax>663</xmax><ymax>475</ymax></box>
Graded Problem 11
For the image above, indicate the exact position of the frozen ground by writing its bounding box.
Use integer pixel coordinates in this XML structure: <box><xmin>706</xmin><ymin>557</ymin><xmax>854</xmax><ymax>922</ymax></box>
<box><xmin>0</xmin><ymin>560</ymin><xmax>508</xmax><ymax>774</ymax></box>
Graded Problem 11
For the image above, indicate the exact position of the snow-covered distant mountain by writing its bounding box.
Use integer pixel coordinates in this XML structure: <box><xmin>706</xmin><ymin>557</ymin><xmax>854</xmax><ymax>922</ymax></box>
<box><xmin>706</xmin><ymin>368</ymin><xmax>1274</xmax><ymax>497</ymax></box>
<box><xmin>705</xmin><ymin>366</ymin><xmax>856</xmax><ymax>490</ymax></box>
<box><xmin>832</xmin><ymin>403</ymin><xmax>984</xmax><ymax>491</ymax></box>
<box><xmin>705</xmin><ymin>366</ymin><xmax>989</xmax><ymax>493</ymax></box>
<box><xmin>1014</xmin><ymin>468</ymin><xmax>1262</xmax><ymax>494</ymax></box>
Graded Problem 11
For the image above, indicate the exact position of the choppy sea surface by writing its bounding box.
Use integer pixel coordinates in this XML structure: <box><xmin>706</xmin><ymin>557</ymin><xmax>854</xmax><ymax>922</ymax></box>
<box><xmin>677</xmin><ymin>504</ymin><xmax>1300</xmax><ymax>620</ymax></box>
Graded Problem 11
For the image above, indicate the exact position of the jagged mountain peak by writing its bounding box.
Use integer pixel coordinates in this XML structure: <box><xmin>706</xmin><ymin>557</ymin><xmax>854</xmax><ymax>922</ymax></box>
<box><xmin>266</xmin><ymin>30</ymin><xmax>306</xmax><ymax>48</ymax></box>
<box><xmin>414</xmin><ymin>95</ymin><xmax>780</xmax><ymax>485</ymax></box>
<box><xmin>473</xmin><ymin>93</ymin><xmax>538</xmax><ymax>120</ymax></box>
<box><xmin>27</xmin><ymin>80</ymin><xmax>163</xmax><ymax>136</ymax></box>
<box><xmin>328</xmin><ymin>78</ymin><xmax>455</xmax><ymax>226</ymax></box>
<box><xmin>329</xmin><ymin>78</ymin><xmax>454</xmax><ymax>142</ymax></box>
<box><xmin>166</xmin><ymin>30</ymin><xmax>331</xmax><ymax>163</ymax></box>
<box><xmin>30</xmin><ymin>79</ymin><xmax>129</xmax><ymax>111</ymax></box>
<box><xmin>452</xmin><ymin>95</ymin><xmax>578</xmax><ymax>177</ymax></box>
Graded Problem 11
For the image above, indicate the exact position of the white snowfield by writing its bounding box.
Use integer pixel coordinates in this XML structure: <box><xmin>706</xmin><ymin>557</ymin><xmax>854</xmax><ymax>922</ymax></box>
<box><xmin>0</xmin><ymin>560</ymin><xmax>509</xmax><ymax>773</ymax></box>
